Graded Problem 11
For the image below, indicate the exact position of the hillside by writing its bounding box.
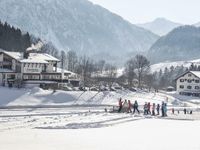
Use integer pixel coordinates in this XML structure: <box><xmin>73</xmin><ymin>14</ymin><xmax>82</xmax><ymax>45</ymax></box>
<box><xmin>0</xmin><ymin>0</ymin><xmax>159</xmax><ymax>64</ymax></box>
<box><xmin>148</xmin><ymin>26</ymin><xmax>200</xmax><ymax>63</ymax></box>
<box><xmin>138</xmin><ymin>18</ymin><xmax>181</xmax><ymax>36</ymax></box>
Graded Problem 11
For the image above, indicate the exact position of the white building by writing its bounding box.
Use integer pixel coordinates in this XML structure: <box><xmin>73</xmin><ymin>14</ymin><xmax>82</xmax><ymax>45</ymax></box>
<box><xmin>176</xmin><ymin>71</ymin><xmax>200</xmax><ymax>97</ymax></box>
<box><xmin>0</xmin><ymin>49</ymin><xmax>80</xmax><ymax>87</ymax></box>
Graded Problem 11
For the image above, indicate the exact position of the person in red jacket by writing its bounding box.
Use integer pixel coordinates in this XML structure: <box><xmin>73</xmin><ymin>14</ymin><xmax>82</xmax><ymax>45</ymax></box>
<box><xmin>147</xmin><ymin>102</ymin><xmax>151</xmax><ymax>115</ymax></box>
<box><xmin>118</xmin><ymin>98</ymin><xmax>123</xmax><ymax>113</ymax></box>
<box><xmin>127</xmin><ymin>100</ymin><xmax>132</xmax><ymax>113</ymax></box>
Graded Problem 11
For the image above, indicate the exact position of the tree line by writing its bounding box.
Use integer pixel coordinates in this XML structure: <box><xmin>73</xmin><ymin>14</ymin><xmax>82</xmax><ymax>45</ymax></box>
<box><xmin>0</xmin><ymin>21</ymin><xmax>31</xmax><ymax>52</ymax></box>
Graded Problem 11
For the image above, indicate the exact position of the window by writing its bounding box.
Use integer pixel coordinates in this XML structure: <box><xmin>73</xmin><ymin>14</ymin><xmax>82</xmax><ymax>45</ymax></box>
<box><xmin>188</xmin><ymin>79</ymin><xmax>192</xmax><ymax>83</ymax></box>
<box><xmin>195</xmin><ymin>80</ymin><xmax>200</xmax><ymax>83</ymax></box>
<box><xmin>180</xmin><ymin>79</ymin><xmax>184</xmax><ymax>82</ymax></box>
<box><xmin>195</xmin><ymin>86</ymin><xmax>200</xmax><ymax>90</ymax></box>
<box><xmin>188</xmin><ymin>74</ymin><xmax>192</xmax><ymax>77</ymax></box>
<box><xmin>180</xmin><ymin>85</ymin><xmax>184</xmax><ymax>89</ymax></box>
<box><xmin>187</xmin><ymin>86</ymin><xmax>192</xmax><ymax>89</ymax></box>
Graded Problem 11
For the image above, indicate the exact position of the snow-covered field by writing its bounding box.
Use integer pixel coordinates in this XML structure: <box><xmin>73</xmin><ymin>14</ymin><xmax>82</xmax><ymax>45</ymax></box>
<box><xmin>0</xmin><ymin>87</ymin><xmax>200</xmax><ymax>150</ymax></box>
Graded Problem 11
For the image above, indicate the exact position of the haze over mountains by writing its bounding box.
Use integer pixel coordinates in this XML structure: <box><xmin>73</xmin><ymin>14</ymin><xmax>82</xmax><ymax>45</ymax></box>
<box><xmin>0</xmin><ymin>0</ymin><xmax>159</xmax><ymax>64</ymax></box>
<box><xmin>138</xmin><ymin>18</ymin><xmax>182</xmax><ymax>36</ymax></box>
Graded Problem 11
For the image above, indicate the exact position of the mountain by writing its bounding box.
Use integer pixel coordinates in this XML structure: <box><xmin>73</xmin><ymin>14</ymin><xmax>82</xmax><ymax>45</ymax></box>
<box><xmin>138</xmin><ymin>18</ymin><xmax>182</xmax><ymax>36</ymax></box>
<box><xmin>148</xmin><ymin>26</ymin><xmax>200</xmax><ymax>64</ymax></box>
<box><xmin>0</xmin><ymin>0</ymin><xmax>158</xmax><ymax>65</ymax></box>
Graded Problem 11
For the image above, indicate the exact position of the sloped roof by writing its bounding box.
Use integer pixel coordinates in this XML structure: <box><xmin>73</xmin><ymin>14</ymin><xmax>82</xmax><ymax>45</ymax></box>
<box><xmin>1</xmin><ymin>50</ymin><xmax>60</xmax><ymax>63</ymax></box>
<box><xmin>29</xmin><ymin>53</ymin><xmax>60</xmax><ymax>62</ymax></box>
<box><xmin>175</xmin><ymin>71</ymin><xmax>200</xmax><ymax>80</ymax></box>
<box><xmin>190</xmin><ymin>71</ymin><xmax>200</xmax><ymax>79</ymax></box>
<box><xmin>3</xmin><ymin>51</ymin><xmax>23</xmax><ymax>60</ymax></box>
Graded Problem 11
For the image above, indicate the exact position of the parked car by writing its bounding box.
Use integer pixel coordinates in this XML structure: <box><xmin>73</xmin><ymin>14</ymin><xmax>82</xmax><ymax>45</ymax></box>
<box><xmin>110</xmin><ymin>87</ymin><xmax>117</xmax><ymax>91</ymax></box>
<box><xmin>90</xmin><ymin>87</ymin><xmax>99</xmax><ymax>91</ymax></box>
<box><xmin>129</xmin><ymin>87</ymin><xmax>137</xmax><ymax>92</ymax></box>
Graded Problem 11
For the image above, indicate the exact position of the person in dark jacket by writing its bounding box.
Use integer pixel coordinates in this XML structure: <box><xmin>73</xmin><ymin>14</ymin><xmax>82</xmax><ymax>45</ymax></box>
<box><xmin>133</xmin><ymin>100</ymin><xmax>140</xmax><ymax>114</ymax></box>
<box><xmin>161</xmin><ymin>102</ymin><xmax>165</xmax><ymax>117</ymax></box>
<box><xmin>156</xmin><ymin>104</ymin><xmax>160</xmax><ymax>115</ymax></box>
<box><xmin>118</xmin><ymin>98</ymin><xmax>123</xmax><ymax>113</ymax></box>
<box><xmin>143</xmin><ymin>102</ymin><xmax>148</xmax><ymax>115</ymax></box>
<box><xmin>184</xmin><ymin>108</ymin><xmax>187</xmax><ymax>114</ymax></box>
<box><xmin>147</xmin><ymin>102</ymin><xmax>151</xmax><ymax>115</ymax></box>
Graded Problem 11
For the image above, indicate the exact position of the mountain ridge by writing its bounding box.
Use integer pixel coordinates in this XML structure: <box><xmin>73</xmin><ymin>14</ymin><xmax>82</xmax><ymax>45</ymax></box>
<box><xmin>138</xmin><ymin>18</ymin><xmax>182</xmax><ymax>36</ymax></box>
<box><xmin>148</xmin><ymin>25</ymin><xmax>200</xmax><ymax>63</ymax></box>
<box><xmin>0</xmin><ymin>0</ymin><xmax>159</xmax><ymax>64</ymax></box>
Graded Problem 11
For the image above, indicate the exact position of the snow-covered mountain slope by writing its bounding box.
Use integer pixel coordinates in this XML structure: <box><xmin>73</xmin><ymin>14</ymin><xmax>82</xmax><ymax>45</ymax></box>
<box><xmin>150</xmin><ymin>59</ymin><xmax>200</xmax><ymax>73</ymax></box>
<box><xmin>0</xmin><ymin>0</ymin><xmax>158</xmax><ymax>64</ymax></box>
<box><xmin>138</xmin><ymin>18</ymin><xmax>182</xmax><ymax>36</ymax></box>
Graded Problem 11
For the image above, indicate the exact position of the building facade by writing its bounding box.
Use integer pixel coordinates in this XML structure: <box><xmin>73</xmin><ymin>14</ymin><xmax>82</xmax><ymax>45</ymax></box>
<box><xmin>176</xmin><ymin>71</ymin><xmax>200</xmax><ymax>97</ymax></box>
<box><xmin>0</xmin><ymin>50</ymin><xmax>80</xmax><ymax>87</ymax></box>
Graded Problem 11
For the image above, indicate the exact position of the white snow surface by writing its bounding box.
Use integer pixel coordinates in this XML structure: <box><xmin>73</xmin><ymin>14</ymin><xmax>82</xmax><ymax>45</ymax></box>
<box><xmin>0</xmin><ymin>87</ymin><xmax>175</xmax><ymax>106</ymax></box>
<box><xmin>1</xmin><ymin>87</ymin><xmax>200</xmax><ymax>150</ymax></box>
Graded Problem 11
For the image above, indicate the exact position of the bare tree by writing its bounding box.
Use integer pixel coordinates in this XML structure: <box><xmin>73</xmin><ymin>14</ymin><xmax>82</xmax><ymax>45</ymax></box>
<box><xmin>67</xmin><ymin>50</ymin><xmax>78</xmax><ymax>72</ymax></box>
<box><xmin>144</xmin><ymin>74</ymin><xmax>154</xmax><ymax>92</ymax></box>
<box><xmin>134</xmin><ymin>55</ymin><xmax>150</xmax><ymax>89</ymax></box>
<box><xmin>41</xmin><ymin>42</ymin><xmax>59</xmax><ymax>58</ymax></box>
<box><xmin>96</xmin><ymin>60</ymin><xmax>106</xmax><ymax>73</ymax></box>
<box><xmin>124</xmin><ymin>58</ymin><xmax>136</xmax><ymax>88</ymax></box>
<box><xmin>76</xmin><ymin>56</ymin><xmax>95</xmax><ymax>89</ymax></box>
<box><xmin>60</xmin><ymin>50</ymin><xmax>66</xmax><ymax>69</ymax></box>
<box><xmin>104</xmin><ymin>63</ymin><xmax>117</xmax><ymax>89</ymax></box>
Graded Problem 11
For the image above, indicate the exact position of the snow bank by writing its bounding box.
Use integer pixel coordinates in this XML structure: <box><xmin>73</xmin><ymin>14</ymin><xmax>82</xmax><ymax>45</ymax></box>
<box><xmin>0</xmin><ymin>87</ymin><xmax>178</xmax><ymax>107</ymax></box>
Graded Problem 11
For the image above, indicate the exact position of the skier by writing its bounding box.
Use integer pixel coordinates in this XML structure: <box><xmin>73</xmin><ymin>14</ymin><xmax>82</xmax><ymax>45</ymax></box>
<box><xmin>147</xmin><ymin>102</ymin><xmax>151</xmax><ymax>115</ymax></box>
<box><xmin>152</xmin><ymin>103</ymin><xmax>156</xmax><ymax>116</ymax></box>
<box><xmin>164</xmin><ymin>103</ymin><xmax>167</xmax><ymax>116</ymax></box>
<box><xmin>156</xmin><ymin>104</ymin><xmax>160</xmax><ymax>115</ymax></box>
<box><xmin>172</xmin><ymin>108</ymin><xmax>175</xmax><ymax>114</ymax></box>
<box><xmin>122</xmin><ymin>99</ymin><xmax>128</xmax><ymax>113</ymax></box>
<box><xmin>184</xmin><ymin>108</ymin><xmax>187</xmax><ymax>114</ymax></box>
<box><xmin>143</xmin><ymin>102</ymin><xmax>148</xmax><ymax>115</ymax></box>
<box><xmin>133</xmin><ymin>100</ymin><xmax>140</xmax><ymax>114</ymax></box>
<box><xmin>161</xmin><ymin>102</ymin><xmax>165</xmax><ymax>117</ymax></box>
<box><xmin>127</xmin><ymin>100</ymin><xmax>132</xmax><ymax>113</ymax></box>
<box><xmin>118</xmin><ymin>98</ymin><xmax>123</xmax><ymax>113</ymax></box>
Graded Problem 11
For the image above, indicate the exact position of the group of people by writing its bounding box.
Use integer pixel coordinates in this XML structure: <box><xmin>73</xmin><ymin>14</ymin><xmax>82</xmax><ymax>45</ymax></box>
<box><xmin>118</xmin><ymin>98</ymin><xmax>140</xmax><ymax>114</ymax></box>
<box><xmin>118</xmin><ymin>98</ymin><xmax>168</xmax><ymax>117</ymax></box>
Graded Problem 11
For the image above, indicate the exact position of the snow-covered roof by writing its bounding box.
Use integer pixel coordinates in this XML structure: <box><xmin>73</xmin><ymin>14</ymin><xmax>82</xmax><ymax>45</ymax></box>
<box><xmin>176</xmin><ymin>71</ymin><xmax>200</xmax><ymax>80</ymax></box>
<box><xmin>3</xmin><ymin>51</ymin><xmax>23</xmax><ymax>60</ymax></box>
<box><xmin>1</xmin><ymin>50</ymin><xmax>60</xmax><ymax>63</ymax></box>
<box><xmin>56</xmin><ymin>67</ymin><xmax>76</xmax><ymax>75</ymax></box>
<box><xmin>190</xmin><ymin>71</ymin><xmax>200</xmax><ymax>79</ymax></box>
<box><xmin>29</xmin><ymin>53</ymin><xmax>60</xmax><ymax>62</ymax></box>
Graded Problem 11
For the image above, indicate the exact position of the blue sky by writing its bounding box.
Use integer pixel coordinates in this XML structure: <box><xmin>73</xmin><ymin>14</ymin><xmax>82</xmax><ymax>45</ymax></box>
<box><xmin>89</xmin><ymin>0</ymin><xmax>200</xmax><ymax>24</ymax></box>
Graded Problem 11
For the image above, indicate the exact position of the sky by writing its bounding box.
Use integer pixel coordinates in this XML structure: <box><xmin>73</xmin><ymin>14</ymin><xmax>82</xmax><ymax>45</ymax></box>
<box><xmin>89</xmin><ymin>0</ymin><xmax>200</xmax><ymax>25</ymax></box>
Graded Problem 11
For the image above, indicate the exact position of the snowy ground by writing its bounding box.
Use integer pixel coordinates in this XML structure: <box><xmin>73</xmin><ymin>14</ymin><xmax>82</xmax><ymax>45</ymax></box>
<box><xmin>1</xmin><ymin>87</ymin><xmax>200</xmax><ymax>150</ymax></box>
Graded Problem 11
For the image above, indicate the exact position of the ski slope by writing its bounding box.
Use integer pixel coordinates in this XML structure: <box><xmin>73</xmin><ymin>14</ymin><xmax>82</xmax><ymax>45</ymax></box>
<box><xmin>0</xmin><ymin>87</ymin><xmax>200</xmax><ymax>150</ymax></box>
